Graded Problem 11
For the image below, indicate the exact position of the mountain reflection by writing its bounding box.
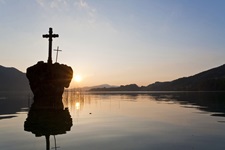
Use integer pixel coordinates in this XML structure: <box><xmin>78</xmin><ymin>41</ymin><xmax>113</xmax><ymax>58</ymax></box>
<box><xmin>24</xmin><ymin>98</ymin><xmax>72</xmax><ymax>150</ymax></box>
<box><xmin>148</xmin><ymin>92</ymin><xmax>225</xmax><ymax>117</ymax></box>
<box><xmin>0</xmin><ymin>91</ymin><xmax>30</xmax><ymax>119</ymax></box>
<box><xmin>64</xmin><ymin>91</ymin><xmax>225</xmax><ymax>118</ymax></box>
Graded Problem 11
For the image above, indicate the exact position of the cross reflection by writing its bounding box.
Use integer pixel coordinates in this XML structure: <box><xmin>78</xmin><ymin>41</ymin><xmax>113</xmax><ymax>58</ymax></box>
<box><xmin>24</xmin><ymin>100</ymin><xmax>72</xmax><ymax>150</ymax></box>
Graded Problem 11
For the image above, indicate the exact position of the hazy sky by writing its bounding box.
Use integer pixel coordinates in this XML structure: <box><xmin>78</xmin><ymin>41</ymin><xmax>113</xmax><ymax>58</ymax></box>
<box><xmin>0</xmin><ymin>0</ymin><xmax>225</xmax><ymax>87</ymax></box>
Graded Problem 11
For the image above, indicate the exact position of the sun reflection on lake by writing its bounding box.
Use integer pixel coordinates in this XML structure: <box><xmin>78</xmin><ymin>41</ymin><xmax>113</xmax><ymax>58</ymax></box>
<box><xmin>75</xmin><ymin>102</ymin><xmax>80</xmax><ymax>110</ymax></box>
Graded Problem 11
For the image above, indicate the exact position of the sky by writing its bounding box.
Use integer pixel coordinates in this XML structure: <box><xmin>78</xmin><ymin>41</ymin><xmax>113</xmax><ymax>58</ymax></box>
<box><xmin>0</xmin><ymin>0</ymin><xmax>225</xmax><ymax>87</ymax></box>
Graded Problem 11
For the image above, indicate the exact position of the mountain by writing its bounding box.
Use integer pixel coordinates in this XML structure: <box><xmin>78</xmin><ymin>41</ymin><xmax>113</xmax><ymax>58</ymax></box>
<box><xmin>145</xmin><ymin>64</ymin><xmax>225</xmax><ymax>91</ymax></box>
<box><xmin>90</xmin><ymin>64</ymin><xmax>225</xmax><ymax>91</ymax></box>
<box><xmin>74</xmin><ymin>84</ymin><xmax>118</xmax><ymax>91</ymax></box>
<box><xmin>90</xmin><ymin>84</ymin><xmax>140</xmax><ymax>91</ymax></box>
<box><xmin>2</xmin><ymin>64</ymin><xmax>225</xmax><ymax>91</ymax></box>
<box><xmin>0</xmin><ymin>65</ymin><xmax>30</xmax><ymax>91</ymax></box>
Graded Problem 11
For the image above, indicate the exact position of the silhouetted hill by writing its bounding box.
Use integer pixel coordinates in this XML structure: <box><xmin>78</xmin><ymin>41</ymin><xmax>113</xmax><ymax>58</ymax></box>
<box><xmin>81</xmin><ymin>84</ymin><xmax>118</xmax><ymax>91</ymax></box>
<box><xmin>90</xmin><ymin>64</ymin><xmax>225</xmax><ymax>91</ymax></box>
<box><xmin>90</xmin><ymin>84</ymin><xmax>140</xmax><ymax>91</ymax></box>
<box><xmin>145</xmin><ymin>64</ymin><xmax>225</xmax><ymax>91</ymax></box>
<box><xmin>0</xmin><ymin>65</ymin><xmax>30</xmax><ymax>91</ymax></box>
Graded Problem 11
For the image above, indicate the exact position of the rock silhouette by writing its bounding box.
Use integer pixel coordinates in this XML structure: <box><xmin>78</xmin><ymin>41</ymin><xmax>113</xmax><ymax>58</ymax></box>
<box><xmin>26</xmin><ymin>28</ymin><xmax>73</xmax><ymax>109</ymax></box>
<box><xmin>24</xmin><ymin>28</ymin><xmax>73</xmax><ymax>150</ymax></box>
<box><xmin>26</xmin><ymin>61</ymin><xmax>73</xmax><ymax>109</ymax></box>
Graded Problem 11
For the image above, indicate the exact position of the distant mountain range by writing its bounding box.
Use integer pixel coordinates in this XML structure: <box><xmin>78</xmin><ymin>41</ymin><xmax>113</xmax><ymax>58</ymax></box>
<box><xmin>90</xmin><ymin>64</ymin><xmax>225</xmax><ymax>91</ymax></box>
<box><xmin>80</xmin><ymin>84</ymin><xmax>118</xmax><ymax>91</ymax></box>
<box><xmin>0</xmin><ymin>65</ymin><xmax>30</xmax><ymax>91</ymax></box>
<box><xmin>0</xmin><ymin>65</ymin><xmax>118</xmax><ymax>91</ymax></box>
<box><xmin>1</xmin><ymin>64</ymin><xmax>225</xmax><ymax>91</ymax></box>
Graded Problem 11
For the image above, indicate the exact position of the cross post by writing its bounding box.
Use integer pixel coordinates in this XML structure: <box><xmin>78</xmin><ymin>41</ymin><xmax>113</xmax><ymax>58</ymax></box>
<box><xmin>43</xmin><ymin>28</ymin><xmax>59</xmax><ymax>64</ymax></box>
<box><xmin>51</xmin><ymin>135</ymin><xmax>60</xmax><ymax>150</ymax></box>
<box><xmin>54</xmin><ymin>46</ymin><xmax>62</xmax><ymax>63</ymax></box>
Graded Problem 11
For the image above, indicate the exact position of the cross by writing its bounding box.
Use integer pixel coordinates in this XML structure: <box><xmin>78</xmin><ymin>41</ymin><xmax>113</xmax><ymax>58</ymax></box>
<box><xmin>54</xmin><ymin>46</ymin><xmax>62</xmax><ymax>63</ymax></box>
<box><xmin>51</xmin><ymin>135</ymin><xmax>60</xmax><ymax>150</ymax></box>
<box><xmin>43</xmin><ymin>27</ymin><xmax>59</xmax><ymax>64</ymax></box>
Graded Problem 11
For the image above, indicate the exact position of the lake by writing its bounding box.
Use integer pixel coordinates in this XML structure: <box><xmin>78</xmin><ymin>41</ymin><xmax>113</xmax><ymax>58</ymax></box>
<box><xmin>1</xmin><ymin>91</ymin><xmax>225</xmax><ymax>150</ymax></box>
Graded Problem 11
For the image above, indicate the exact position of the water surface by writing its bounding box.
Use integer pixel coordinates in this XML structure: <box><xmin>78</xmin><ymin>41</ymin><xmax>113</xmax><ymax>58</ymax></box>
<box><xmin>1</xmin><ymin>91</ymin><xmax>225</xmax><ymax>150</ymax></box>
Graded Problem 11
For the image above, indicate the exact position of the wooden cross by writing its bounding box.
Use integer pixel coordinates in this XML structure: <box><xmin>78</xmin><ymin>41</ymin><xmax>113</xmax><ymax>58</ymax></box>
<box><xmin>51</xmin><ymin>135</ymin><xmax>60</xmax><ymax>150</ymax></box>
<box><xmin>54</xmin><ymin>46</ymin><xmax>62</xmax><ymax>63</ymax></box>
<box><xmin>43</xmin><ymin>28</ymin><xmax>59</xmax><ymax>64</ymax></box>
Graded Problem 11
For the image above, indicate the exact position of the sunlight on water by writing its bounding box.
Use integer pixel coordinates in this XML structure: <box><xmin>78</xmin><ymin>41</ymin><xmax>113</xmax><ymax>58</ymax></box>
<box><xmin>1</xmin><ymin>91</ymin><xmax>225</xmax><ymax>150</ymax></box>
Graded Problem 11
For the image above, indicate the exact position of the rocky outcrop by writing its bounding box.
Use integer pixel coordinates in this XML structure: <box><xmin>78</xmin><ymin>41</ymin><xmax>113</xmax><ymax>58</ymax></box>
<box><xmin>26</xmin><ymin>61</ymin><xmax>73</xmax><ymax>109</ymax></box>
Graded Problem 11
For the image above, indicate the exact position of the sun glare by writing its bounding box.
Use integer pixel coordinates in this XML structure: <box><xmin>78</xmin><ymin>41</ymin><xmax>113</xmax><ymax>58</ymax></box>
<box><xmin>74</xmin><ymin>74</ymin><xmax>82</xmax><ymax>82</ymax></box>
<box><xmin>75</xmin><ymin>102</ymin><xmax>80</xmax><ymax>110</ymax></box>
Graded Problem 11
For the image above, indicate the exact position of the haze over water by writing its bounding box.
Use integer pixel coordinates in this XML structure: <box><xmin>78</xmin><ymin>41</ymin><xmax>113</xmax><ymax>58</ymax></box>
<box><xmin>1</xmin><ymin>91</ymin><xmax>225</xmax><ymax>150</ymax></box>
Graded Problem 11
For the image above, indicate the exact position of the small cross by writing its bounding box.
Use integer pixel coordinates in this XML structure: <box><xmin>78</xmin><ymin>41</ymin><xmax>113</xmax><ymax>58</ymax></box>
<box><xmin>54</xmin><ymin>46</ymin><xmax>62</xmax><ymax>63</ymax></box>
<box><xmin>51</xmin><ymin>135</ymin><xmax>60</xmax><ymax>150</ymax></box>
<box><xmin>43</xmin><ymin>27</ymin><xmax>59</xmax><ymax>64</ymax></box>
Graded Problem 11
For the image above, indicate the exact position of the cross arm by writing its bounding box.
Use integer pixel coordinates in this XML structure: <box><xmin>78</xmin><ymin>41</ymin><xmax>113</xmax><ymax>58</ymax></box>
<box><xmin>52</xmin><ymin>34</ymin><xmax>59</xmax><ymax>38</ymax></box>
<box><xmin>42</xmin><ymin>34</ymin><xmax>59</xmax><ymax>38</ymax></box>
<box><xmin>42</xmin><ymin>34</ymin><xmax>49</xmax><ymax>38</ymax></box>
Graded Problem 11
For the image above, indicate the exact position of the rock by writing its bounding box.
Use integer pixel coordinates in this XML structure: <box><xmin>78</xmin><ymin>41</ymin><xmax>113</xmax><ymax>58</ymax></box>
<box><xmin>26</xmin><ymin>61</ymin><xmax>73</xmax><ymax>109</ymax></box>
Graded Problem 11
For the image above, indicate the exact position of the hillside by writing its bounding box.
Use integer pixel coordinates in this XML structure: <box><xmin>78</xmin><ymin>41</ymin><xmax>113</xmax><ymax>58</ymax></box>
<box><xmin>90</xmin><ymin>84</ymin><xmax>139</xmax><ymax>91</ymax></box>
<box><xmin>0</xmin><ymin>65</ymin><xmax>30</xmax><ymax>91</ymax></box>
<box><xmin>1</xmin><ymin>64</ymin><xmax>225</xmax><ymax>92</ymax></box>
<box><xmin>81</xmin><ymin>84</ymin><xmax>118</xmax><ymax>91</ymax></box>
<box><xmin>145</xmin><ymin>64</ymin><xmax>225</xmax><ymax>91</ymax></box>
<box><xmin>90</xmin><ymin>64</ymin><xmax>225</xmax><ymax>91</ymax></box>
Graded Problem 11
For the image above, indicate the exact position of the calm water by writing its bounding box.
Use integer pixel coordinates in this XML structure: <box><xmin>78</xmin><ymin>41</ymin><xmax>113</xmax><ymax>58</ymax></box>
<box><xmin>1</xmin><ymin>91</ymin><xmax>225</xmax><ymax>150</ymax></box>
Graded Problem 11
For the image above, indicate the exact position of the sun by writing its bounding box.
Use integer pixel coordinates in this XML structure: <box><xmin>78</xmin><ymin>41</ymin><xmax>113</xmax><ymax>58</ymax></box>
<box><xmin>73</xmin><ymin>74</ymin><xmax>82</xmax><ymax>82</ymax></box>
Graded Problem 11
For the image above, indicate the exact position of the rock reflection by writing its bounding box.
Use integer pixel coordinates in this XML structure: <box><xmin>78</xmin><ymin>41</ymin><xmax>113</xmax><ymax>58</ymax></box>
<box><xmin>24</xmin><ymin>101</ymin><xmax>72</xmax><ymax>150</ymax></box>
